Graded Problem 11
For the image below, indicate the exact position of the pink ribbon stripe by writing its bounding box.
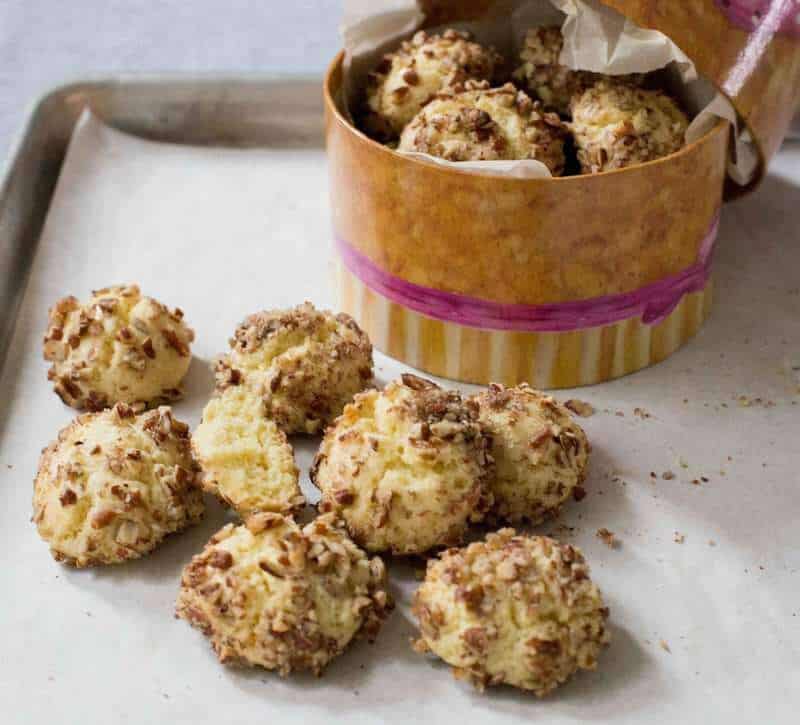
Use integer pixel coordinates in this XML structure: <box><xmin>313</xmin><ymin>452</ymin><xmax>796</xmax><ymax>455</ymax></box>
<box><xmin>337</xmin><ymin>213</ymin><xmax>720</xmax><ymax>333</ymax></box>
<box><xmin>714</xmin><ymin>0</ymin><xmax>800</xmax><ymax>38</ymax></box>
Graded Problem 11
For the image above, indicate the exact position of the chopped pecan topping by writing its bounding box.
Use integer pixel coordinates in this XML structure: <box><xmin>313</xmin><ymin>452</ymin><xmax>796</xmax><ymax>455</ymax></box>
<box><xmin>161</xmin><ymin>328</ymin><xmax>190</xmax><ymax>357</ymax></box>
<box><xmin>564</xmin><ymin>399</ymin><xmax>595</xmax><ymax>417</ymax></box>
<box><xmin>91</xmin><ymin>509</ymin><xmax>116</xmax><ymax>529</ymax></box>
<box><xmin>333</xmin><ymin>489</ymin><xmax>355</xmax><ymax>505</ymax></box>
<box><xmin>142</xmin><ymin>337</ymin><xmax>156</xmax><ymax>358</ymax></box>
<box><xmin>208</xmin><ymin>550</ymin><xmax>233</xmax><ymax>570</ymax></box>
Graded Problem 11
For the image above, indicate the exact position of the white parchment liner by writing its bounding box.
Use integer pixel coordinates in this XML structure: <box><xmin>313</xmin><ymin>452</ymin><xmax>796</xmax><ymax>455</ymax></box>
<box><xmin>341</xmin><ymin>0</ymin><xmax>758</xmax><ymax>183</ymax></box>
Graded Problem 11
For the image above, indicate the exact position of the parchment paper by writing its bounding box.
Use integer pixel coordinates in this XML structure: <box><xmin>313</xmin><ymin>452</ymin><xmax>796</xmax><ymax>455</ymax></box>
<box><xmin>0</xmin><ymin>109</ymin><xmax>797</xmax><ymax>724</ymax></box>
<box><xmin>342</xmin><ymin>0</ymin><xmax>758</xmax><ymax>183</ymax></box>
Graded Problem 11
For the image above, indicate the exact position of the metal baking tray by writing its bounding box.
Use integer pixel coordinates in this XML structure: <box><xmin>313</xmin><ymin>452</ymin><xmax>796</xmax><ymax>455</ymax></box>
<box><xmin>0</xmin><ymin>74</ymin><xmax>322</xmax><ymax>373</ymax></box>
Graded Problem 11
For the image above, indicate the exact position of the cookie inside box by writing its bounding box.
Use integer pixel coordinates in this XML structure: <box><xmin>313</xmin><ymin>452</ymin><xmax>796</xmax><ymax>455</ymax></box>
<box><xmin>337</xmin><ymin>0</ymin><xmax>750</xmax><ymax>182</ymax></box>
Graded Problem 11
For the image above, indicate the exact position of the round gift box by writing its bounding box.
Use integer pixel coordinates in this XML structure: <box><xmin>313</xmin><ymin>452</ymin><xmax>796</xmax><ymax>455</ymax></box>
<box><xmin>324</xmin><ymin>53</ymin><xmax>730</xmax><ymax>388</ymax></box>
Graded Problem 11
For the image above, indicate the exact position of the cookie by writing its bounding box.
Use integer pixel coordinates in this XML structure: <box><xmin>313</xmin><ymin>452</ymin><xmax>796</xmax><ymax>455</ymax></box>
<box><xmin>472</xmin><ymin>383</ymin><xmax>589</xmax><ymax>524</ymax></box>
<box><xmin>570</xmin><ymin>80</ymin><xmax>689</xmax><ymax>173</ymax></box>
<box><xmin>176</xmin><ymin>513</ymin><xmax>392</xmax><ymax>675</ymax></box>
<box><xmin>43</xmin><ymin>284</ymin><xmax>194</xmax><ymax>411</ymax></box>
<box><xmin>216</xmin><ymin>303</ymin><xmax>373</xmax><ymax>435</ymax></box>
<box><xmin>513</xmin><ymin>26</ymin><xmax>598</xmax><ymax>116</ymax></box>
<box><xmin>398</xmin><ymin>81</ymin><xmax>567</xmax><ymax>175</ymax></box>
<box><xmin>311</xmin><ymin>374</ymin><xmax>492</xmax><ymax>555</ymax></box>
<box><xmin>192</xmin><ymin>384</ymin><xmax>304</xmax><ymax>518</ymax></box>
<box><xmin>412</xmin><ymin>530</ymin><xmax>610</xmax><ymax>694</ymax></box>
<box><xmin>33</xmin><ymin>403</ymin><xmax>204</xmax><ymax>566</ymax></box>
<box><xmin>364</xmin><ymin>29</ymin><xmax>502</xmax><ymax>140</ymax></box>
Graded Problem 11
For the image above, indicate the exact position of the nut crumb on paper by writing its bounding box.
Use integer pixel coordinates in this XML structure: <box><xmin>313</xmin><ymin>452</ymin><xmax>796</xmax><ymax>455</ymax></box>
<box><xmin>596</xmin><ymin>528</ymin><xmax>619</xmax><ymax>549</ymax></box>
<box><xmin>673</xmin><ymin>532</ymin><xmax>685</xmax><ymax>544</ymax></box>
<box><xmin>662</xmin><ymin>470</ymin><xmax>675</xmax><ymax>480</ymax></box>
<box><xmin>564</xmin><ymin>399</ymin><xmax>595</xmax><ymax>417</ymax></box>
<box><xmin>633</xmin><ymin>407</ymin><xmax>652</xmax><ymax>420</ymax></box>
<box><xmin>547</xmin><ymin>522</ymin><xmax>577</xmax><ymax>539</ymax></box>
<box><xmin>736</xmin><ymin>395</ymin><xmax>776</xmax><ymax>409</ymax></box>
<box><xmin>660</xmin><ymin>640</ymin><xmax>671</xmax><ymax>653</ymax></box>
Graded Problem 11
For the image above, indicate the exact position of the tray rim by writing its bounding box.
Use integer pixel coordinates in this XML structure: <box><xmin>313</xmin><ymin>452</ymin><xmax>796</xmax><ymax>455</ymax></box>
<box><xmin>0</xmin><ymin>71</ymin><xmax>326</xmax><ymax>378</ymax></box>
<box><xmin>0</xmin><ymin>70</ymin><xmax>323</xmax><ymax>177</ymax></box>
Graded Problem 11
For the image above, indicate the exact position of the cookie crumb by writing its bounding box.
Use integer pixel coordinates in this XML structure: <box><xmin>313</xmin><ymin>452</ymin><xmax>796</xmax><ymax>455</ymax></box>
<box><xmin>662</xmin><ymin>471</ymin><xmax>675</xmax><ymax>480</ymax></box>
<box><xmin>596</xmin><ymin>528</ymin><xmax>619</xmax><ymax>549</ymax></box>
<box><xmin>633</xmin><ymin>407</ymin><xmax>652</xmax><ymax>420</ymax></box>
<box><xmin>564</xmin><ymin>399</ymin><xmax>595</xmax><ymax>417</ymax></box>
<box><xmin>673</xmin><ymin>532</ymin><xmax>685</xmax><ymax>544</ymax></box>
<box><xmin>659</xmin><ymin>639</ymin><xmax>671</xmax><ymax>653</ymax></box>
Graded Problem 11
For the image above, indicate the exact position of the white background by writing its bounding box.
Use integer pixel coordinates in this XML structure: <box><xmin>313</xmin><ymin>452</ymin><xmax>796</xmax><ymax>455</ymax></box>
<box><xmin>0</xmin><ymin>0</ymin><xmax>341</xmax><ymax>159</ymax></box>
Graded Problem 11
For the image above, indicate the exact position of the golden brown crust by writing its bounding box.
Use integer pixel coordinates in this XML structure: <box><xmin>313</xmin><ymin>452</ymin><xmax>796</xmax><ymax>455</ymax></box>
<box><xmin>42</xmin><ymin>284</ymin><xmax>194</xmax><ymax>411</ymax></box>
<box><xmin>176</xmin><ymin>513</ymin><xmax>392</xmax><ymax>675</ymax></box>
<box><xmin>569</xmin><ymin>80</ymin><xmax>689</xmax><ymax>173</ymax></box>
<box><xmin>311</xmin><ymin>374</ymin><xmax>493</xmax><ymax>555</ymax></box>
<box><xmin>412</xmin><ymin>529</ymin><xmax>610</xmax><ymax>695</ymax></box>
<box><xmin>217</xmin><ymin>302</ymin><xmax>373</xmax><ymax>435</ymax></box>
<box><xmin>513</xmin><ymin>26</ymin><xmax>642</xmax><ymax>117</ymax></box>
<box><xmin>398</xmin><ymin>81</ymin><xmax>567</xmax><ymax>175</ymax></box>
<box><xmin>363</xmin><ymin>29</ymin><xmax>503</xmax><ymax>141</ymax></box>
<box><xmin>472</xmin><ymin>383</ymin><xmax>589</xmax><ymax>524</ymax></box>
<box><xmin>32</xmin><ymin>403</ymin><xmax>204</xmax><ymax>567</ymax></box>
<box><xmin>513</xmin><ymin>26</ymin><xmax>596</xmax><ymax>116</ymax></box>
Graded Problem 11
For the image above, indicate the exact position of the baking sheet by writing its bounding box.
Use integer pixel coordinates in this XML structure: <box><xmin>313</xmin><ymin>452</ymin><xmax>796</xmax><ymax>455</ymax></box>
<box><xmin>0</xmin><ymin>87</ymin><xmax>799</xmax><ymax>724</ymax></box>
